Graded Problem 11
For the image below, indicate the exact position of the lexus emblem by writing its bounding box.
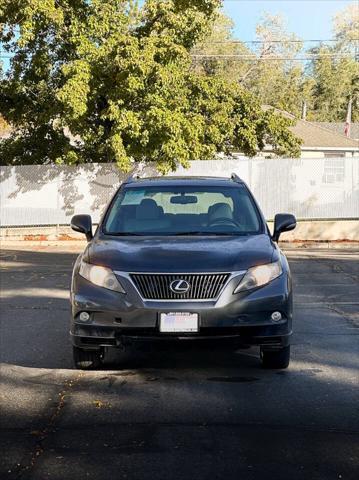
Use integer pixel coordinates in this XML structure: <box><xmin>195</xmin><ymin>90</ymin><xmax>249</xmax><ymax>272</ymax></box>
<box><xmin>169</xmin><ymin>279</ymin><xmax>191</xmax><ymax>294</ymax></box>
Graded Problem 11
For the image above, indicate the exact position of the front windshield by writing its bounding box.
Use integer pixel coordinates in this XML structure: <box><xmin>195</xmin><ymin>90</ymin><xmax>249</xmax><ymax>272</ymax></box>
<box><xmin>103</xmin><ymin>184</ymin><xmax>262</xmax><ymax>236</ymax></box>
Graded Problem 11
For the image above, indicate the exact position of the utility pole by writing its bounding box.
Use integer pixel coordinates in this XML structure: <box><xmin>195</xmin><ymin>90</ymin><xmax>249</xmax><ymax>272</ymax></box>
<box><xmin>301</xmin><ymin>100</ymin><xmax>307</xmax><ymax>121</ymax></box>
<box><xmin>344</xmin><ymin>97</ymin><xmax>352</xmax><ymax>138</ymax></box>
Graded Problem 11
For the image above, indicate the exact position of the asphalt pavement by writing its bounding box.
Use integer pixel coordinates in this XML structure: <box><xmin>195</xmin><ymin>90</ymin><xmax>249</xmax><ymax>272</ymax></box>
<box><xmin>0</xmin><ymin>245</ymin><xmax>358</xmax><ymax>480</ymax></box>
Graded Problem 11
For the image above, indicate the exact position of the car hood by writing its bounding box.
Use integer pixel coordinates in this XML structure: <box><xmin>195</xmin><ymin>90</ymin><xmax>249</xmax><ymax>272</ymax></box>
<box><xmin>88</xmin><ymin>234</ymin><xmax>276</xmax><ymax>273</ymax></box>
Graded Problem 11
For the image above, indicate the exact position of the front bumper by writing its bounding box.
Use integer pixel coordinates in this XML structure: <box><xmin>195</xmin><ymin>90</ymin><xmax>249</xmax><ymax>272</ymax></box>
<box><xmin>70</xmin><ymin>269</ymin><xmax>293</xmax><ymax>349</ymax></box>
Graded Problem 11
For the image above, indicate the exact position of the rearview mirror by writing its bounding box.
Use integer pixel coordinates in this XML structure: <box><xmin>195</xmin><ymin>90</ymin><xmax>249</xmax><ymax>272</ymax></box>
<box><xmin>170</xmin><ymin>195</ymin><xmax>198</xmax><ymax>205</ymax></box>
<box><xmin>71</xmin><ymin>214</ymin><xmax>93</xmax><ymax>241</ymax></box>
<box><xmin>272</xmin><ymin>213</ymin><xmax>296</xmax><ymax>242</ymax></box>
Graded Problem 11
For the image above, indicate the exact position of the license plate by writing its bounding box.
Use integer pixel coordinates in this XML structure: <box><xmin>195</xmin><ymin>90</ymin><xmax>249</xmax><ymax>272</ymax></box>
<box><xmin>160</xmin><ymin>312</ymin><xmax>199</xmax><ymax>333</ymax></box>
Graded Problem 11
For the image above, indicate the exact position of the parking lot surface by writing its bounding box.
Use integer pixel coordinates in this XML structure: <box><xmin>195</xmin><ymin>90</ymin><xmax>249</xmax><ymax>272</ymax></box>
<box><xmin>0</xmin><ymin>246</ymin><xmax>358</xmax><ymax>479</ymax></box>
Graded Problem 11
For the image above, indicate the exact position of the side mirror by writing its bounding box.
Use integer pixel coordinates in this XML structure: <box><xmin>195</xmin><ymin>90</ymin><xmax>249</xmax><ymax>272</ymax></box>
<box><xmin>272</xmin><ymin>213</ymin><xmax>296</xmax><ymax>242</ymax></box>
<box><xmin>71</xmin><ymin>214</ymin><xmax>93</xmax><ymax>241</ymax></box>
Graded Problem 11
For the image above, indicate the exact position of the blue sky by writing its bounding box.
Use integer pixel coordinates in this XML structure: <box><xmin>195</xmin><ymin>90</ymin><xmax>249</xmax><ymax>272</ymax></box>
<box><xmin>223</xmin><ymin>0</ymin><xmax>355</xmax><ymax>41</ymax></box>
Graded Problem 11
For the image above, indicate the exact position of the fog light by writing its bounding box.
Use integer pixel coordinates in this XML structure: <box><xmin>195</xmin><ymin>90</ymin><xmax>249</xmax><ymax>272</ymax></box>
<box><xmin>79</xmin><ymin>311</ymin><xmax>90</xmax><ymax>322</ymax></box>
<box><xmin>271</xmin><ymin>311</ymin><xmax>282</xmax><ymax>322</ymax></box>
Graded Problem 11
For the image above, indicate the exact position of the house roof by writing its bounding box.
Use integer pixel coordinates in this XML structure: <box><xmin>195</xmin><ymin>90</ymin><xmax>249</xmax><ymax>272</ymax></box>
<box><xmin>290</xmin><ymin>119</ymin><xmax>358</xmax><ymax>149</ymax></box>
<box><xmin>263</xmin><ymin>106</ymin><xmax>358</xmax><ymax>150</ymax></box>
<box><xmin>311</xmin><ymin>122</ymin><xmax>359</xmax><ymax>141</ymax></box>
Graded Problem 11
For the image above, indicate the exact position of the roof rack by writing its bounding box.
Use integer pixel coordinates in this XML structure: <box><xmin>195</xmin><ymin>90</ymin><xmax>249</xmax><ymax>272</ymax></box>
<box><xmin>124</xmin><ymin>161</ymin><xmax>146</xmax><ymax>184</ymax></box>
<box><xmin>124</xmin><ymin>173</ymin><xmax>140</xmax><ymax>184</ymax></box>
<box><xmin>231</xmin><ymin>173</ymin><xmax>242</xmax><ymax>183</ymax></box>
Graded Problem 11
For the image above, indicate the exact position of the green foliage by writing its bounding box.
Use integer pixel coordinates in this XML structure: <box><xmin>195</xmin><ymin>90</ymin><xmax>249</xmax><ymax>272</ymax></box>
<box><xmin>247</xmin><ymin>13</ymin><xmax>305</xmax><ymax>118</ymax></box>
<box><xmin>309</xmin><ymin>46</ymin><xmax>358</xmax><ymax>122</ymax></box>
<box><xmin>0</xmin><ymin>0</ymin><xmax>300</xmax><ymax>170</ymax></box>
<box><xmin>307</xmin><ymin>3</ymin><xmax>359</xmax><ymax>122</ymax></box>
<box><xmin>194</xmin><ymin>12</ymin><xmax>307</xmax><ymax>118</ymax></box>
<box><xmin>333</xmin><ymin>3</ymin><xmax>359</xmax><ymax>44</ymax></box>
<box><xmin>194</xmin><ymin>6</ymin><xmax>358</xmax><ymax>123</ymax></box>
<box><xmin>191</xmin><ymin>11</ymin><xmax>250</xmax><ymax>81</ymax></box>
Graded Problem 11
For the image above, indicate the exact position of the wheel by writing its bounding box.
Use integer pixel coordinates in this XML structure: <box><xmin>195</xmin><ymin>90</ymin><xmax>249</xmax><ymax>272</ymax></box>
<box><xmin>260</xmin><ymin>345</ymin><xmax>290</xmax><ymax>369</ymax></box>
<box><xmin>73</xmin><ymin>346</ymin><xmax>103</xmax><ymax>370</ymax></box>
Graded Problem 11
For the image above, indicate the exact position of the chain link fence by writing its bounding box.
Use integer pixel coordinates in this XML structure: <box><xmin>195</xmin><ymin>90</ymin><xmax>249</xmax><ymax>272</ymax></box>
<box><xmin>1</xmin><ymin>157</ymin><xmax>358</xmax><ymax>227</ymax></box>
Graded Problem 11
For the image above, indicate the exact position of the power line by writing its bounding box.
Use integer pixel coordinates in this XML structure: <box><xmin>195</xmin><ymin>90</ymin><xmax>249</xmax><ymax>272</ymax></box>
<box><xmin>206</xmin><ymin>39</ymin><xmax>359</xmax><ymax>44</ymax></box>
<box><xmin>191</xmin><ymin>53</ymin><xmax>357</xmax><ymax>60</ymax></box>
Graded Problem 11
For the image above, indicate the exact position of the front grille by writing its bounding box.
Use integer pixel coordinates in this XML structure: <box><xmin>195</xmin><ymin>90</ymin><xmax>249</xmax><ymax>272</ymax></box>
<box><xmin>130</xmin><ymin>273</ymin><xmax>230</xmax><ymax>300</ymax></box>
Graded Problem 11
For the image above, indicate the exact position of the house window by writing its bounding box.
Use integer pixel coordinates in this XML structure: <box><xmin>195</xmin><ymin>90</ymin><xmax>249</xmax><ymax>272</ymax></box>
<box><xmin>322</xmin><ymin>157</ymin><xmax>345</xmax><ymax>184</ymax></box>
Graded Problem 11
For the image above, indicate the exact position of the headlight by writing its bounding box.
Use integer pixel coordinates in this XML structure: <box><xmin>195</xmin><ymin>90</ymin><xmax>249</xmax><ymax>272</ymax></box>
<box><xmin>79</xmin><ymin>261</ymin><xmax>125</xmax><ymax>293</ymax></box>
<box><xmin>234</xmin><ymin>260</ymin><xmax>282</xmax><ymax>293</ymax></box>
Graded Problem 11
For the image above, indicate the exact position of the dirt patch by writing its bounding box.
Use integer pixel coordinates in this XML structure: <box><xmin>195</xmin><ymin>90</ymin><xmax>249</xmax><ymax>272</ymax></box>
<box><xmin>24</xmin><ymin>234</ymin><xmax>49</xmax><ymax>241</ymax></box>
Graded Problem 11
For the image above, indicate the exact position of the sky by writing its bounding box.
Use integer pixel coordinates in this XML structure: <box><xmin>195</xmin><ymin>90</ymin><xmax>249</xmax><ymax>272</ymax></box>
<box><xmin>223</xmin><ymin>0</ymin><xmax>356</xmax><ymax>41</ymax></box>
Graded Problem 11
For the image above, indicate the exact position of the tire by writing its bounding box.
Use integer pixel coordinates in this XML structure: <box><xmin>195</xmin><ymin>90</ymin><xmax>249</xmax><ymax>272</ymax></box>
<box><xmin>73</xmin><ymin>346</ymin><xmax>103</xmax><ymax>370</ymax></box>
<box><xmin>260</xmin><ymin>345</ymin><xmax>290</xmax><ymax>369</ymax></box>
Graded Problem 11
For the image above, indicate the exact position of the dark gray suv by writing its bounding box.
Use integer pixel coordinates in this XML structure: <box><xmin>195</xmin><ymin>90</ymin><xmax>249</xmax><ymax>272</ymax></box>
<box><xmin>70</xmin><ymin>174</ymin><xmax>296</xmax><ymax>369</ymax></box>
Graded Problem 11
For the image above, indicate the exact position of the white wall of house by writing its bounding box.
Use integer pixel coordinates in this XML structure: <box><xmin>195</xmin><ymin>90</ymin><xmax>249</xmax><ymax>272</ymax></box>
<box><xmin>300</xmin><ymin>149</ymin><xmax>358</xmax><ymax>159</ymax></box>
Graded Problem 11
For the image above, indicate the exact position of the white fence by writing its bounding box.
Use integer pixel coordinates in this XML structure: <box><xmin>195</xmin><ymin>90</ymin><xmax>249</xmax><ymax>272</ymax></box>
<box><xmin>1</xmin><ymin>157</ymin><xmax>358</xmax><ymax>227</ymax></box>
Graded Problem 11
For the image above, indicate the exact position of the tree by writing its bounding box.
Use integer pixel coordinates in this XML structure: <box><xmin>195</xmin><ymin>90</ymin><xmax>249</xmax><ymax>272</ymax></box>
<box><xmin>194</xmin><ymin>12</ymin><xmax>307</xmax><ymax>118</ymax></box>
<box><xmin>241</xmin><ymin>14</ymin><xmax>305</xmax><ymax>118</ymax></box>
<box><xmin>333</xmin><ymin>3</ymin><xmax>359</xmax><ymax>45</ymax></box>
<box><xmin>309</xmin><ymin>46</ymin><xmax>358</xmax><ymax>122</ymax></box>
<box><xmin>308</xmin><ymin>3</ymin><xmax>359</xmax><ymax>122</ymax></box>
<box><xmin>194</xmin><ymin>6</ymin><xmax>358</xmax><ymax>123</ymax></box>
<box><xmin>191</xmin><ymin>11</ymin><xmax>250</xmax><ymax>81</ymax></box>
<box><xmin>0</xmin><ymin>0</ymin><xmax>301</xmax><ymax>171</ymax></box>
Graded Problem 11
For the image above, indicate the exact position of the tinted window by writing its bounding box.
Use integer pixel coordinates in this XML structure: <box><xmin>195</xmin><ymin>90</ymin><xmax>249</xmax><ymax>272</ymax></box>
<box><xmin>104</xmin><ymin>185</ymin><xmax>261</xmax><ymax>235</ymax></box>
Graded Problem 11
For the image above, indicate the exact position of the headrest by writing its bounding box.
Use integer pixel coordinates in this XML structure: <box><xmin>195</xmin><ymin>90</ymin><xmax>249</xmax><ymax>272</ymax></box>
<box><xmin>208</xmin><ymin>202</ymin><xmax>233</xmax><ymax>221</ymax></box>
<box><xmin>136</xmin><ymin>199</ymin><xmax>161</xmax><ymax>220</ymax></box>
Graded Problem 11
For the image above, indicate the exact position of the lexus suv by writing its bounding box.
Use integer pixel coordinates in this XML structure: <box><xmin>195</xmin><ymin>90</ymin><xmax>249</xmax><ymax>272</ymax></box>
<box><xmin>70</xmin><ymin>174</ymin><xmax>296</xmax><ymax>370</ymax></box>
